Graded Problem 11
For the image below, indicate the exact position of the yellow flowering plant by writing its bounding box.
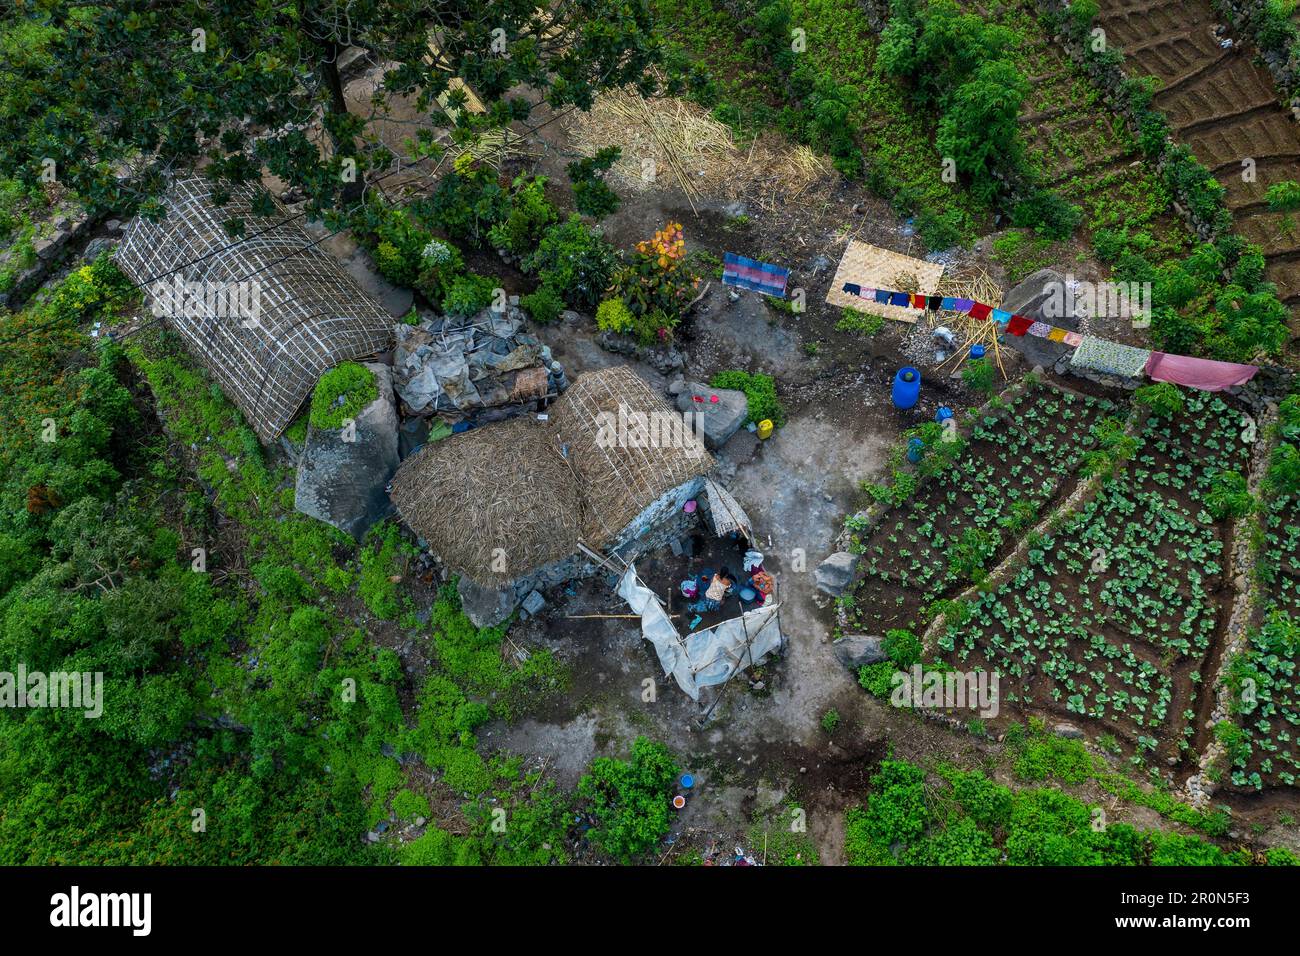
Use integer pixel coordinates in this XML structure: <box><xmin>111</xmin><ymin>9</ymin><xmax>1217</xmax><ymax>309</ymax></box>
<box><xmin>611</xmin><ymin>221</ymin><xmax>699</xmax><ymax>341</ymax></box>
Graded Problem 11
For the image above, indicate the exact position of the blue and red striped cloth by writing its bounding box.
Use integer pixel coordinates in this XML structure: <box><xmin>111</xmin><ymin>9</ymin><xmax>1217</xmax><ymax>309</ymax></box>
<box><xmin>723</xmin><ymin>252</ymin><xmax>789</xmax><ymax>298</ymax></box>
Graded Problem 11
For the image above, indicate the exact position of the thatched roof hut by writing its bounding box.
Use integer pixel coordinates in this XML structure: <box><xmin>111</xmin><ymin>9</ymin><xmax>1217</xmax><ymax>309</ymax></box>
<box><xmin>390</xmin><ymin>366</ymin><xmax>712</xmax><ymax>584</ymax></box>
<box><xmin>115</xmin><ymin>178</ymin><xmax>392</xmax><ymax>441</ymax></box>
<box><xmin>388</xmin><ymin>416</ymin><xmax>582</xmax><ymax>581</ymax></box>
<box><xmin>550</xmin><ymin>367</ymin><xmax>712</xmax><ymax>545</ymax></box>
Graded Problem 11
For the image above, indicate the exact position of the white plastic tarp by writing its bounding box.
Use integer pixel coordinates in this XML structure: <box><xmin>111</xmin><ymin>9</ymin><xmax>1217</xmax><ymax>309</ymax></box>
<box><xmin>616</xmin><ymin>565</ymin><xmax>782</xmax><ymax>701</ymax></box>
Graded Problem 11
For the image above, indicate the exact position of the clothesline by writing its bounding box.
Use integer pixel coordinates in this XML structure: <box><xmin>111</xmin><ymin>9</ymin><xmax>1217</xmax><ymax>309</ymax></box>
<box><xmin>841</xmin><ymin>283</ymin><xmax>1259</xmax><ymax>393</ymax></box>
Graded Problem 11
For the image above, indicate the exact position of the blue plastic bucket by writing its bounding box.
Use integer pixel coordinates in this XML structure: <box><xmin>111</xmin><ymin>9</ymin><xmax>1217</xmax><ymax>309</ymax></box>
<box><xmin>681</xmin><ymin>774</ymin><xmax>695</xmax><ymax>789</ymax></box>
<box><xmin>906</xmin><ymin>437</ymin><xmax>925</xmax><ymax>463</ymax></box>
<box><xmin>935</xmin><ymin>405</ymin><xmax>954</xmax><ymax>424</ymax></box>
<box><xmin>970</xmin><ymin>345</ymin><xmax>986</xmax><ymax>359</ymax></box>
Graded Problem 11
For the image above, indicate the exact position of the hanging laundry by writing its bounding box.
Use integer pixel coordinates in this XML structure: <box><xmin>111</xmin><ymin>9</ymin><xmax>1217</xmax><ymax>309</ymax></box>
<box><xmin>889</xmin><ymin>291</ymin><xmax>911</xmax><ymax>308</ymax></box>
<box><xmin>1007</xmin><ymin>314</ymin><xmax>1033</xmax><ymax>336</ymax></box>
<box><xmin>927</xmin><ymin>295</ymin><xmax>943</xmax><ymax>310</ymax></box>
<box><xmin>969</xmin><ymin>303</ymin><xmax>992</xmax><ymax>321</ymax></box>
<box><xmin>1063</xmin><ymin>332</ymin><xmax>1083</xmax><ymax>347</ymax></box>
<box><xmin>1144</xmin><ymin>352</ymin><xmax>1259</xmax><ymax>392</ymax></box>
<box><xmin>723</xmin><ymin>252</ymin><xmax>790</xmax><ymax>297</ymax></box>
<box><xmin>875</xmin><ymin>289</ymin><xmax>891</xmax><ymax>305</ymax></box>
<box><xmin>1047</xmin><ymin>327</ymin><xmax>1068</xmax><ymax>343</ymax></box>
<box><xmin>991</xmin><ymin>308</ymin><xmax>1012</xmax><ymax>325</ymax></box>
<box><xmin>842</xmin><ymin>282</ymin><xmax>861</xmax><ymax>296</ymax></box>
<box><xmin>1070</xmin><ymin>335</ymin><xmax>1151</xmax><ymax>378</ymax></box>
<box><xmin>952</xmin><ymin>298</ymin><xmax>975</xmax><ymax>313</ymax></box>
<box><xmin>1027</xmin><ymin>321</ymin><xmax>1052</xmax><ymax>338</ymax></box>
<box><xmin>940</xmin><ymin>297</ymin><xmax>958</xmax><ymax>311</ymax></box>
<box><xmin>910</xmin><ymin>293</ymin><xmax>927</xmax><ymax>309</ymax></box>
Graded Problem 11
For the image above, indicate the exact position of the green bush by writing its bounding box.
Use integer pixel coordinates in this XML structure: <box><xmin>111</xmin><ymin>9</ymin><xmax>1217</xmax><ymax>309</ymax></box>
<box><xmin>567</xmin><ymin>147</ymin><xmax>622</xmax><ymax>218</ymax></box>
<box><xmin>520</xmin><ymin>285</ymin><xmax>564</xmax><ymax>323</ymax></box>
<box><xmin>961</xmin><ymin>358</ymin><xmax>995</xmax><ymax>395</ymax></box>
<box><xmin>524</xmin><ymin>215</ymin><xmax>616</xmax><ymax>312</ymax></box>
<box><xmin>595</xmin><ymin>297</ymin><xmax>635</xmax><ymax>335</ymax></box>
<box><xmin>577</xmin><ymin>737</ymin><xmax>679</xmax><ymax>862</ymax></box>
<box><xmin>1134</xmin><ymin>382</ymin><xmax>1185</xmax><ymax>418</ymax></box>
<box><xmin>441</xmin><ymin>273</ymin><xmax>497</xmax><ymax>318</ymax></box>
<box><xmin>426</xmin><ymin>165</ymin><xmax>510</xmax><ymax>246</ymax></box>
<box><xmin>709</xmin><ymin>370</ymin><xmax>785</xmax><ymax>428</ymax></box>
<box><xmin>309</xmin><ymin>362</ymin><xmax>377</xmax><ymax>430</ymax></box>
<box><xmin>487</xmin><ymin>174</ymin><xmax>557</xmax><ymax>255</ymax></box>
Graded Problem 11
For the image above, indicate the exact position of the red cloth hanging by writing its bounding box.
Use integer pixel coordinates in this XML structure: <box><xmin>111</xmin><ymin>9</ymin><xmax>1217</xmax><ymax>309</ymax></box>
<box><xmin>1007</xmin><ymin>314</ymin><xmax>1033</xmax><ymax>336</ymax></box>
<box><xmin>969</xmin><ymin>302</ymin><xmax>992</xmax><ymax>321</ymax></box>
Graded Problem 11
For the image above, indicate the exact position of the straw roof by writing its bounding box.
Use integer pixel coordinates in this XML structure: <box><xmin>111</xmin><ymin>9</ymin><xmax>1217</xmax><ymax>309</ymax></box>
<box><xmin>391</xmin><ymin>366</ymin><xmax>712</xmax><ymax>583</ymax></box>
<box><xmin>115</xmin><ymin>178</ymin><xmax>393</xmax><ymax>441</ymax></box>
<box><xmin>550</xmin><ymin>366</ymin><xmax>713</xmax><ymax>546</ymax></box>
<box><xmin>388</xmin><ymin>416</ymin><xmax>582</xmax><ymax>583</ymax></box>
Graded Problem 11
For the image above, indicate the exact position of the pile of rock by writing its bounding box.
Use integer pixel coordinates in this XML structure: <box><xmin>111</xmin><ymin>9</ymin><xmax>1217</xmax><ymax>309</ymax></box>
<box><xmin>392</xmin><ymin>305</ymin><xmax>567</xmax><ymax>425</ymax></box>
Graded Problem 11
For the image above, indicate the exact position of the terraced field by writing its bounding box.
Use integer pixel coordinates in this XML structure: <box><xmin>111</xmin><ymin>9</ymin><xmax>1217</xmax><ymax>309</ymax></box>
<box><xmin>1096</xmin><ymin>0</ymin><xmax>1300</xmax><ymax>319</ymax></box>
<box><xmin>1002</xmin><ymin>2</ymin><xmax>1188</xmax><ymax>261</ymax></box>
<box><xmin>845</xmin><ymin>382</ymin><xmax>1118</xmax><ymax>635</ymax></box>
<box><xmin>1221</xmin><ymin>490</ymin><xmax>1300</xmax><ymax>790</ymax></box>
<box><xmin>939</xmin><ymin>391</ymin><xmax>1250</xmax><ymax>765</ymax></box>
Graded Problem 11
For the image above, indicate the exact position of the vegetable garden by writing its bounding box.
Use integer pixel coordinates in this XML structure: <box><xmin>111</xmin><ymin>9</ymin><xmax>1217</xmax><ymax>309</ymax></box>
<box><xmin>844</xmin><ymin>381</ymin><xmax>1117</xmax><ymax>634</ymax></box>
<box><xmin>939</xmin><ymin>390</ymin><xmax>1251</xmax><ymax>765</ymax></box>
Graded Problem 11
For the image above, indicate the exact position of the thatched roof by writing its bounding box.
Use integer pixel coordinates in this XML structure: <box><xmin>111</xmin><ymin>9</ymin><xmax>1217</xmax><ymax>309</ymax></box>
<box><xmin>390</xmin><ymin>366</ymin><xmax>712</xmax><ymax>583</ymax></box>
<box><xmin>388</xmin><ymin>416</ymin><xmax>582</xmax><ymax>582</ymax></box>
<box><xmin>116</xmin><ymin>178</ymin><xmax>392</xmax><ymax>441</ymax></box>
<box><xmin>550</xmin><ymin>366</ymin><xmax>713</xmax><ymax>545</ymax></box>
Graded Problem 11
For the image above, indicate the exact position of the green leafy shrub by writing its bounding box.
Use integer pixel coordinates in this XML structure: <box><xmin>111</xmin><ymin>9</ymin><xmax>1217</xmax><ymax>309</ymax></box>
<box><xmin>709</xmin><ymin>370</ymin><xmax>785</xmax><ymax>427</ymax></box>
<box><xmin>441</xmin><ymin>273</ymin><xmax>497</xmax><ymax>318</ymax></box>
<box><xmin>961</xmin><ymin>358</ymin><xmax>995</xmax><ymax>395</ymax></box>
<box><xmin>520</xmin><ymin>285</ymin><xmax>564</xmax><ymax>323</ymax></box>
<box><xmin>567</xmin><ymin>146</ymin><xmax>622</xmax><ymax>218</ymax></box>
<box><xmin>577</xmin><ymin>737</ymin><xmax>679</xmax><ymax>862</ymax></box>
<box><xmin>595</xmin><ymin>297</ymin><xmax>635</xmax><ymax>335</ymax></box>
<box><xmin>309</xmin><ymin>362</ymin><xmax>377</xmax><ymax>430</ymax></box>
<box><xmin>523</xmin><ymin>215</ymin><xmax>616</xmax><ymax>312</ymax></box>
<box><xmin>1134</xmin><ymin>382</ymin><xmax>1184</xmax><ymax>418</ymax></box>
<box><xmin>426</xmin><ymin>164</ymin><xmax>510</xmax><ymax>246</ymax></box>
<box><xmin>487</xmin><ymin>175</ymin><xmax>557</xmax><ymax>255</ymax></box>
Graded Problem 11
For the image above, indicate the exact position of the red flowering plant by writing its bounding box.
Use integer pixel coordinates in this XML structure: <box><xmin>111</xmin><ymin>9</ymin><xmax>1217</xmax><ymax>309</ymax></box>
<box><xmin>610</xmin><ymin>221</ymin><xmax>699</xmax><ymax>343</ymax></box>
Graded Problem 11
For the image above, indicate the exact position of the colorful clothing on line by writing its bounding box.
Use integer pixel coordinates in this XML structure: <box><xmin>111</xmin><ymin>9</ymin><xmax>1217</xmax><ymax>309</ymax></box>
<box><xmin>1063</xmin><ymin>332</ymin><xmax>1083</xmax><ymax>347</ymax></box>
<box><xmin>927</xmin><ymin>295</ymin><xmax>943</xmax><ymax>310</ymax></box>
<box><xmin>1047</xmin><ymin>328</ymin><xmax>1068</xmax><ymax>343</ymax></box>
<box><xmin>940</xmin><ymin>297</ymin><xmax>958</xmax><ymax>311</ymax></box>
<box><xmin>1069</xmin><ymin>335</ymin><xmax>1151</xmax><ymax>378</ymax></box>
<box><xmin>910</xmin><ymin>293</ymin><xmax>927</xmax><ymax>309</ymax></box>
<box><xmin>842</xmin><ymin>282</ymin><xmax>861</xmax><ymax>296</ymax></box>
<box><xmin>991</xmin><ymin>308</ymin><xmax>1012</xmax><ymax>325</ymax></box>
<box><xmin>969</xmin><ymin>303</ymin><xmax>992</xmax><ymax>321</ymax></box>
<box><xmin>875</xmin><ymin>289</ymin><xmax>891</xmax><ymax>304</ymax></box>
<box><xmin>1027</xmin><ymin>321</ymin><xmax>1052</xmax><ymax>338</ymax></box>
<box><xmin>722</xmin><ymin>252</ymin><xmax>789</xmax><ymax>297</ymax></box>
<box><xmin>1006</xmin><ymin>314</ymin><xmax>1033</xmax><ymax>336</ymax></box>
<box><xmin>889</xmin><ymin>291</ymin><xmax>911</xmax><ymax>308</ymax></box>
<box><xmin>1144</xmin><ymin>352</ymin><xmax>1259</xmax><ymax>392</ymax></box>
<box><xmin>952</xmin><ymin>298</ymin><xmax>975</xmax><ymax>313</ymax></box>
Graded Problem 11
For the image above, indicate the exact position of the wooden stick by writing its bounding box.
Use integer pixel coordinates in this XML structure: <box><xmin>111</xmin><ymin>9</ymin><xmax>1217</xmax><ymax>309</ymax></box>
<box><xmin>565</xmin><ymin>613</ymin><xmax>681</xmax><ymax>620</ymax></box>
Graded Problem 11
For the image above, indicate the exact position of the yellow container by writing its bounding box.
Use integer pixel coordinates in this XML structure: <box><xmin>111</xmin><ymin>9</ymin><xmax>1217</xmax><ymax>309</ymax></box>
<box><xmin>757</xmin><ymin>419</ymin><xmax>774</xmax><ymax>440</ymax></box>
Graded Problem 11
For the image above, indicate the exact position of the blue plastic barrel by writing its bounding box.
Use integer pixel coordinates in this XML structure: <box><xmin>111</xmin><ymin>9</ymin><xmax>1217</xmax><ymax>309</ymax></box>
<box><xmin>892</xmin><ymin>367</ymin><xmax>921</xmax><ymax>409</ymax></box>
<box><xmin>935</xmin><ymin>406</ymin><xmax>954</xmax><ymax>424</ymax></box>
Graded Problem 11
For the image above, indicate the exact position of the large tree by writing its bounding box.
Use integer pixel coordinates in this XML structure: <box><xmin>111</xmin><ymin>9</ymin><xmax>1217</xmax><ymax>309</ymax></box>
<box><xmin>0</xmin><ymin>0</ymin><xmax>671</xmax><ymax>219</ymax></box>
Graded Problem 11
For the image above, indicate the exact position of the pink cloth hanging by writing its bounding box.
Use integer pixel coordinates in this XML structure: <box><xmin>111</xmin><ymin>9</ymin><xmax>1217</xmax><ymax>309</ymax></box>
<box><xmin>1144</xmin><ymin>352</ymin><xmax>1258</xmax><ymax>392</ymax></box>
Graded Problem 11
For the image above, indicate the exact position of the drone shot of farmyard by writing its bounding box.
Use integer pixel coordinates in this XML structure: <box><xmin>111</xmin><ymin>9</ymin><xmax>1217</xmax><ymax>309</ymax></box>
<box><xmin>1</xmin><ymin>0</ymin><xmax>1299</xmax><ymax>937</ymax></box>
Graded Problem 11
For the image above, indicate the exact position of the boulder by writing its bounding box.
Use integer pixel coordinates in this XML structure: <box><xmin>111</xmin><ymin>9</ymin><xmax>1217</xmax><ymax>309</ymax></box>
<box><xmin>294</xmin><ymin>363</ymin><xmax>400</xmax><ymax>539</ymax></box>
<box><xmin>676</xmin><ymin>382</ymin><xmax>749</xmax><ymax>450</ymax></box>
<box><xmin>1052</xmin><ymin>722</ymin><xmax>1086</xmax><ymax>740</ymax></box>
<box><xmin>815</xmin><ymin>552</ymin><xmax>860</xmax><ymax>596</ymax></box>
<box><xmin>457</xmin><ymin>576</ymin><xmax>517</xmax><ymax>629</ymax></box>
<box><xmin>832</xmin><ymin>634</ymin><xmax>887</xmax><ymax>669</ymax></box>
<box><xmin>999</xmin><ymin>268</ymin><xmax>1078</xmax><ymax>370</ymax></box>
